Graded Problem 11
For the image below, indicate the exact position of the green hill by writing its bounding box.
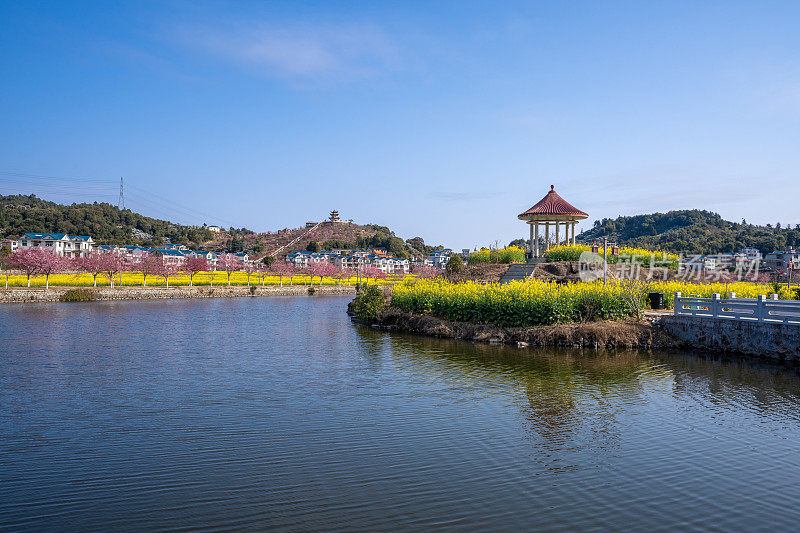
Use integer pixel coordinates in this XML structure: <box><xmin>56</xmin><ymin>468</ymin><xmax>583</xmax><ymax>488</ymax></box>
<box><xmin>578</xmin><ymin>209</ymin><xmax>800</xmax><ymax>255</ymax></box>
<box><xmin>0</xmin><ymin>194</ymin><xmax>216</xmax><ymax>247</ymax></box>
<box><xmin>0</xmin><ymin>193</ymin><xmax>439</xmax><ymax>259</ymax></box>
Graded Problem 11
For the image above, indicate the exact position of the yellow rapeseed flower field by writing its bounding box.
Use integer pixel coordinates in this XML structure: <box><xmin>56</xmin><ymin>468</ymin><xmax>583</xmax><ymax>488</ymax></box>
<box><xmin>391</xmin><ymin>278</ymin><xmax>793</xmax><ymax>327</ymax></box>
<box><xmin>545</xmin><ymin>244</ymin><xmax>681</xmax><ymax>268</ymax></box>
<box><xmin>467</xmin><ymin>246</ymin><xmax>527</xmax><ymax>264</ymax></box>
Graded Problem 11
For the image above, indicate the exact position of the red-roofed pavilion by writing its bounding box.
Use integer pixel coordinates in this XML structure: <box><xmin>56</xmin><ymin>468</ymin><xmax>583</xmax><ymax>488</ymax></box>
<box><xmin>518</xmin><ymin>185</ymin><xmax>588</xmax><ymax>258</ymax></box>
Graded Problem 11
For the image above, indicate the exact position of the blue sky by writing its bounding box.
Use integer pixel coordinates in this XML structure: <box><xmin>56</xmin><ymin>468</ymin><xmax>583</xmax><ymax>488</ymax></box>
<box><xmin>1</xmin><ymin>1</ymin><xmax>799</xmax><ymax>248</ymax></box>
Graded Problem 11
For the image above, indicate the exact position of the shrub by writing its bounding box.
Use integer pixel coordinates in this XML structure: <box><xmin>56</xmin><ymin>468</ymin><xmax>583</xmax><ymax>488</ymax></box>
<box><xmin>445</xmin><ymin>255</ymin><xmax>464</xmax><ymax>276</ymax></box>
<box><xmin>59</xmin><ymin>288</ymin><xmax>95</xmax><ymax>302</ymax></box>
<box><xmin>351</xmin><ymin>285</ymin><xmax>387</xmax><ymax>322</ymax></box>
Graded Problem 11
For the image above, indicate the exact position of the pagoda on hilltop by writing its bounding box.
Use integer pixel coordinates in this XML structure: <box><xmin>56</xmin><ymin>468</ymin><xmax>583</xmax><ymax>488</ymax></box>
<box><xmin>518</xmin><ymin>185</ymin><xmax>588</xmax><ymax>259</ymax></box>
<box><xmin>329</xmin><ymin>210</ymin><xmax>341</xmax><ymax>224</ymax></box>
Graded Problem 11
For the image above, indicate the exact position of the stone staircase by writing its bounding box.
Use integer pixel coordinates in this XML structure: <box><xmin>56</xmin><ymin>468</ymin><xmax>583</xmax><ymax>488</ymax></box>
<box><xmin>499</xmin><ymin>263</ymin><xmax>539</xmax><ymax>284</ymax></box>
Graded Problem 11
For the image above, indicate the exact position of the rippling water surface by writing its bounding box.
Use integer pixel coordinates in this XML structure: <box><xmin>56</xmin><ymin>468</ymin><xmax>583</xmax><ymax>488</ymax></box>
<box><xmin>2</xmin><ymin>296</ymin><xmax>800</xmax><ymax>531</ymax></box>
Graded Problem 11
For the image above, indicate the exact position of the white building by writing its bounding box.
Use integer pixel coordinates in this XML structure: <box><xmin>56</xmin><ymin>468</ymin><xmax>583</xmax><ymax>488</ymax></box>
<box><xmin>1</xmin><ymin>239</ymin><xmax>19</xmax><ymax>252</ymax></box>
<box><xmin>19</xmin><ymin>233</ymin><xmax>94</xmax><ymax>257</ymax></box>
<box><xmin>286</xmin><ymin>249</ymin><xmax>409</xmax><ymax>273</ymax></box>
<box><xmin>428</xmin><ymin>250</ymin><xmax>452</xmax><ymax>269</ymax></box>
<box><xmin>153</xmin><ymin>249</ymin><xmax>187</xmax><ymax>266</ymax></box>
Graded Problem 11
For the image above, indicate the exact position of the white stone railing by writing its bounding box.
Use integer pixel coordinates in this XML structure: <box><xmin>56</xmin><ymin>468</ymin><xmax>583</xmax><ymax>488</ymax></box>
<box><xmin>674</xmin><ymin>292</ymin><xmax>800</xmax><ymax>325</ymax></box>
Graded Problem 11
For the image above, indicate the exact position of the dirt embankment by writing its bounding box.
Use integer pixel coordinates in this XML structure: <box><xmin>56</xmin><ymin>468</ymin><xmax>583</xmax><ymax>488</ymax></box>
<box><xmin>532</xmin><ymin>261</ymin><xmax>582</xmax><ymax>282</ymax></box>
<box><xmin>369</xmin><ymin>307</ymin><xmax>682</xmax><ymax>350</ymax></box>
<box><xmin>532</xmin><ymin>261</ymin><xmax>679</xmax><ymax>282</ymax></box>
<box><xmin>446</xmin><ymin>263</ymin><xmax>510</xmax><ymax>283</ymax></box>
<box><xmin>445</xmin><ymin>261</ymin><xmax>681</xmax><ymax>285</ymax></box>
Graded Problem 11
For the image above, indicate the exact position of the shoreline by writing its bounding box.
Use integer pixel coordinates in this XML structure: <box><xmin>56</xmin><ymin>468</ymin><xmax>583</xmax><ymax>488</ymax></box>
<box><xmin>0</xmin><ymin>285</ymin><xmax>356</xmax><ymax>304</ymax></box>
<box><xmin>357</xmin><ymin>305</ymin><xmax>800</xmax><ymax>362</ymax></box>
<box><xmin>359</xmin><ymin>307</ymin><xmax>684</xmax><ymax>350</ymax></box>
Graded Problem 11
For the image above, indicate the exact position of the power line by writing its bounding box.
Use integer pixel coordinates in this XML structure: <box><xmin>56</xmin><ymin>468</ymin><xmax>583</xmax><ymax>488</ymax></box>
<box><xmin>0</xmin><ymin>169</ymin><xmax>238</xmax><ymax>228</ymax></box>
<box><xmin>118</xmin><ymin>177</ymin><xmax>125</xmax><ymax>210</ymax></box>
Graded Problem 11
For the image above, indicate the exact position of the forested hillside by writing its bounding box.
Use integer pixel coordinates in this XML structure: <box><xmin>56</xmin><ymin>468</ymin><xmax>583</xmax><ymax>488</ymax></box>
<box><xmin>0</xmin><ymin>194</ymin><xmax>439</xmax><ymax>258</ymax></box>
<box><xmin>0</xmin><ymin>194</ymin><xmax>215</xmax><ymax>247</ymax></box>
<box><xmin>578</xmin><ymin>210</ymin><xmax>800</xmax><ymax>254</ymax></box>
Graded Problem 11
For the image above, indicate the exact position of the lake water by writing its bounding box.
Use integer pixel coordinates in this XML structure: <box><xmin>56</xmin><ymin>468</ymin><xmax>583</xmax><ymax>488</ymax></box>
<box><xmin>2</xmin><ymin>296</ymin><xmax>800</xmax><ymax>531</ymax></box>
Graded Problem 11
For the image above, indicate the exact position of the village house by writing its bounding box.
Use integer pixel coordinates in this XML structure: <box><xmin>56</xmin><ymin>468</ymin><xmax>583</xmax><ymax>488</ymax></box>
<box><xmin>183</xmin><ymin>250</ymin><xmax>218</xmax><ymax>267</ymax></box>
<box><xmin>1</xmin><ymin>238</ymin><xmax>19</xmax><ymax>252</ymax></box>
<box><xmin>763</xmin><ymin>249</ymin><xmax>800</xmax><ymax>271</ymax></box>
<box><xmin>19</xmin><ymin>233</ymin><xmax>94</xmax><ymax>257</ymax></box>
<box><xmin>370</xmin><ymin>255</ymin><xmax>410</xmax><ymax>274</ymax></box>
<box><xmin>153</xmin><ymin>249</ymin><xmax>187</xmax><ymax>266</ymax></box>
<box><xmin>286</xmin><ymin>249</ymin><xmax>409</xmax><ymax>273</ymax></box>
<box><xmin>159</xmin><ymin>243</ymin><xmax>188</xmax><ymax>251</ymax></box>
<box><xmin>428</xmin><ymin>249</ymin><xmax>453</xmax><ymax>269</ymax></box>
<box><xmin>232</xmin><ymin>252</ymin><xmax>251</xmax><ymax>264</ymax></box>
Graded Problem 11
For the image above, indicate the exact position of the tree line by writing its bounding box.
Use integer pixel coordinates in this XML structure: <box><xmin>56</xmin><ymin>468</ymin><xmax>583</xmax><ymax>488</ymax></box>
<box><xmin>576</xmin><ymin>209</ymin><xmax>800</xmax><ymax>255</ymax></box>
<box><xmin>0</xmin><ymin>248</ymin><xmax>398</xmax><ymax>289</ymax></box>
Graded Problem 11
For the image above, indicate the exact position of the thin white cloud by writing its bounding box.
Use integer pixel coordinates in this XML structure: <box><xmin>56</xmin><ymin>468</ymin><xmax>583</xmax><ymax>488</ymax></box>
<box><xmin>176</xmin><ymin>22</ymin><xmax>400</xmax><ymax>80</ymax></box>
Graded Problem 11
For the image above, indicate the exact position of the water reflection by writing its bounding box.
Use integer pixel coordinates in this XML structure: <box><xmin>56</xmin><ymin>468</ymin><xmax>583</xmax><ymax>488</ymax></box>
<box><xmin>3</xmin><ymin>298</ymin><xmax>800</xmax><ymax>531</ymax></box>
<box><xmin>360</xmin><ymin>327</ymin><xmax>800</xmax><ymax>472</ymax></box>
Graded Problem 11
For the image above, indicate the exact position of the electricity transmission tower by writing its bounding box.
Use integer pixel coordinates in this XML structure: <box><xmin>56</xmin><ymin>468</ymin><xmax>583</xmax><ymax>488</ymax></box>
<box><xmin>118</xmin><ymin>177</ymin><xmax>125</xmax><ymax>210</ymax></box>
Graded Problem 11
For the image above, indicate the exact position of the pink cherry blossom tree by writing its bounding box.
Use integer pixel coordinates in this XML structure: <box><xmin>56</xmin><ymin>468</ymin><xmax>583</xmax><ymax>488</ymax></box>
<box><xmin>162</xmin><ymin>261</ymin><xmax>180</xmax><ymax>287</ymax></box>
<box><xmin>217</xmin><ymin>253</ymin><xmax>242</xmax><ymax>286</ymax></box>
<box><xmin>37</xmin><ymin>252</ymin><xmax>69</xmax><ymax>290</ymax></box>
<box><xmin>100</xmin><ymin>253</ymin><xmax>124</xmax><ymax>288</ymax></box>
<box><xmin>362</xmin><ymin>266</ymin><xmax>387</xmax><ymax>285</ymax></box>
<box><xmin>77</xmin><ymin>252</ymin><xmax>107</xmax><ymax>287</ymax></box>
<box><xmin>307</xmin><ymin>261</ymin><xmax>337</xmax><ymax>286</ymax></box>
<box><xmin>140</xmin><ymin>253</ymin><xmax>164</xmax><ymax>286</ymax></box>
<box><xmin>8</xmin><ymin>249</ymin><xmax>42</xmax><ymax>287</ymax></box>
<box><xmin>413</xmin><ymin>265</ymin><xmax>441</xmax><ymax>279</ymax></box>
<box><xmin>270</xmin><ymin>261</ymin><xmax>295</xmax><ymax>287</ymax></box>
<box><xmin>243</xmin><ymin>260</ymin><xmax>257</xmax><ymax>286</ymax></box>
<box><xmin>338</xmin><ymin>267</ymin><xmax>355</xmax><ymax>285</ymax></box>
<box><xmin>184</xmin><ymin>257</ymin><xmax>210</xmax><ymax>287</ymax></box>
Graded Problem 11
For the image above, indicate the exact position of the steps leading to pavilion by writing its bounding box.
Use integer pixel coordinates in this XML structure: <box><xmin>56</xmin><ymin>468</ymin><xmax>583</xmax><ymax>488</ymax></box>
<box><xmin>499</xmin><ymin>264</ymin><xmax>539</xmax><ymax>284</ymax></box>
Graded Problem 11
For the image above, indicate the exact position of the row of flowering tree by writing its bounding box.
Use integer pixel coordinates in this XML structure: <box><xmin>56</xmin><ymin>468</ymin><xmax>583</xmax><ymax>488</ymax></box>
<box><xmin>0</xmin><ymin>248</ymin><xmax>396</xmax><ymax>288</ymax></box>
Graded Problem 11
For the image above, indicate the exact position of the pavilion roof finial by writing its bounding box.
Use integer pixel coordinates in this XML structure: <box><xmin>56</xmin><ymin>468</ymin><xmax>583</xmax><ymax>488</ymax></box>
<box><xmin>550</xmin><ymin>184</ymin><xmax>554</xmax><ymax>191</ymax></box>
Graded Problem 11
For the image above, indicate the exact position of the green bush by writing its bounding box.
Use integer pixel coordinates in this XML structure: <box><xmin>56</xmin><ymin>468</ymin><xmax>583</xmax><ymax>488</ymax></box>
<box><xmin>351</xmin><ymin>286</ymin><xmax>387</xmax><ymax>322</ymax></box>
<box><xmin>446</xmin><ymin>255</ymin><xmax>464</xmax><ymax>276</ymax></box>
<box><xmin>59</xmin><ymin>288</ymin><xmax>95</xmax><ymax>302</ymax></box>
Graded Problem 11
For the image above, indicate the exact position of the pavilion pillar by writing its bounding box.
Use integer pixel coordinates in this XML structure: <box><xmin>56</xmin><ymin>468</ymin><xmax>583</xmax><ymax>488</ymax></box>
<box><xmin>529</xmin><ymin>223</ymin><xmax>534</xmax><ymax>257</ymax></box>
<box><xmin>545</xmin><ymin>222</ymin><xmax>550</xmax><ymax>251</ymax></box>
<box><xmin>534</xmin><ymin>223</ymin><xmax>539</xmax><ymax>257</ymax></box>
<box><xmin>555</xmin><ymin>222</ymin><xmax>560</xmax><ymax>246</ymax></box>
<box><xmin>572</xmin><ymin>222</ymin><xmax>576</xmax><ymax>245</ymax></box>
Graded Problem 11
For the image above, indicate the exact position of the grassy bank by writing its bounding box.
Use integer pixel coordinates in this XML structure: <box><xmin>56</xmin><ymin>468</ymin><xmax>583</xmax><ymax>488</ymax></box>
<box><xmin>391</xmin><ymin>279</ymin><xmax>795</xmax><ymax>327</ymax></box>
